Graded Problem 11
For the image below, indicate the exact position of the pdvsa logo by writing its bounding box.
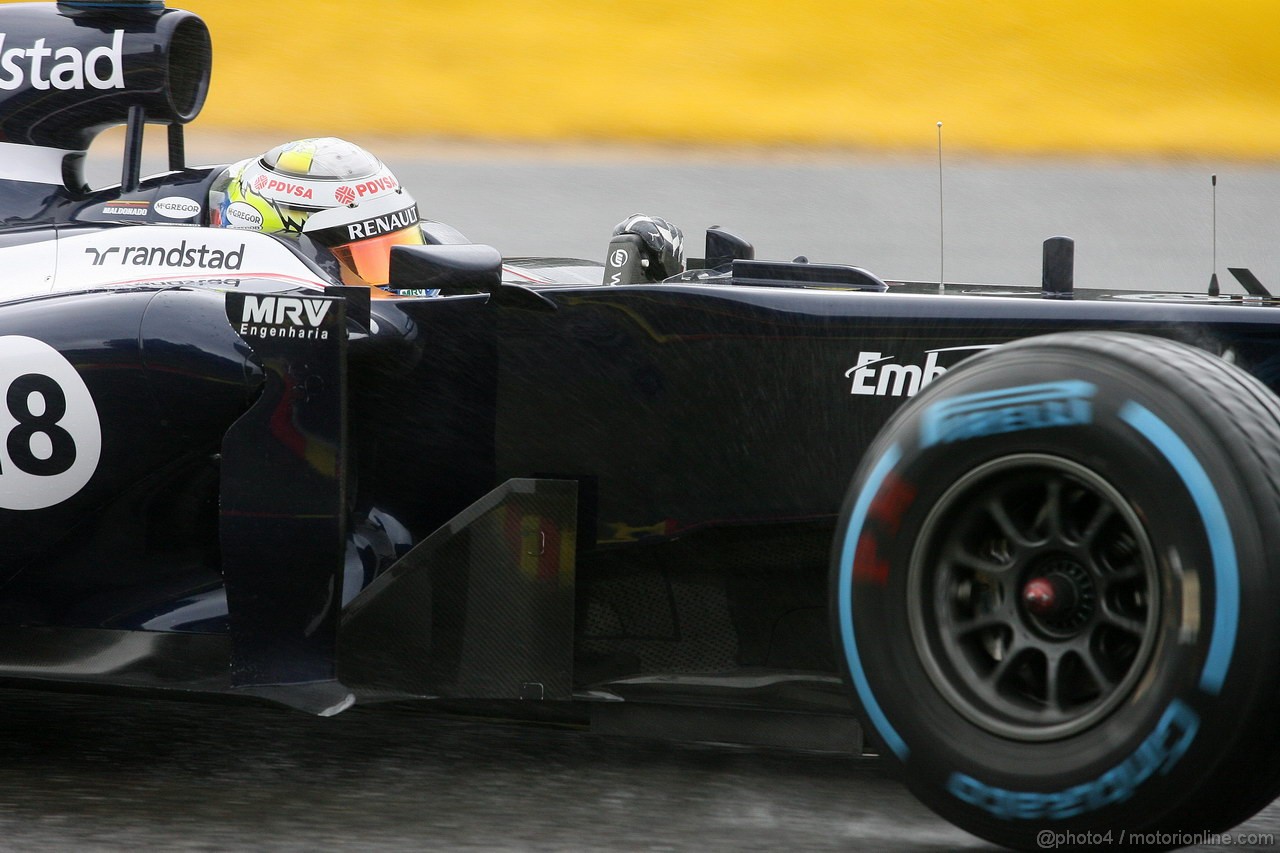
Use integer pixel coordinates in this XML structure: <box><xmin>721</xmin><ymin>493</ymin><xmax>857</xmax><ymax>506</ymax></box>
<box><xmin>844</xmin><ymin>345</ymin><xmax>996</xmax><ymax>397</ymax></box>
<box><xmin>0</xmin><ymin>30</ymin><xmax>124</xmax><ymax>91</ymax></box>
<box><xmin>353</xmin><ymin>176</ymin><xmax>398</xmax><ymax>198</ymax></box>
<box><xmin>262</xmin><ymin>179</ymin><xmax>314</xmax><ymax>200</ymax></box>
<box><xmin>239</xmin><ymin>295</ymin><xmax>334</xmax><ymax>341</ymax></box>
<box><xmin>333</xmin><ymin>178</ymin><xmax>398</xmax><ymax>207</ymax></box>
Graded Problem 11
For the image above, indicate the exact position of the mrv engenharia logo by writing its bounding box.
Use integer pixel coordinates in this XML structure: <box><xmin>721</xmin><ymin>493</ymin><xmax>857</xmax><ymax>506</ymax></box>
<box><xmin>0</xmin><ymin>29</ymin><xmax>124</xmax><ymax>91</ymax></box>
<box><xmin>238</xmin><ymin>296</ymin><xmax>334</xmax><ymax>342</ymax></box>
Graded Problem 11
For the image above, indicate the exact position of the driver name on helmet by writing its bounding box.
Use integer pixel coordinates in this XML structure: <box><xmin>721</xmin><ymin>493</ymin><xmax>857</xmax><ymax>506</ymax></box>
<box><xmin>210</xmin><ymin>137</ymin><xmax>424</xmax><ymax>289</ymax></box>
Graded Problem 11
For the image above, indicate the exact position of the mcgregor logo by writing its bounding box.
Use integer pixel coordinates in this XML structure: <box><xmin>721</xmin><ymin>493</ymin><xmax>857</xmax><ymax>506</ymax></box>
<box><xmin>0</xmin><ymin>30</ymin><xmax>124</xmax><ymax>91</ymax></box>
<box><xmin>223</xmin><ymin>201</ymin><xmax>263</xmax><ymax>229</ymax></box>
<box><xmin>154</xmin><ymin>197</ymin><xmax>202</xmax><ymax>219</ymax></box>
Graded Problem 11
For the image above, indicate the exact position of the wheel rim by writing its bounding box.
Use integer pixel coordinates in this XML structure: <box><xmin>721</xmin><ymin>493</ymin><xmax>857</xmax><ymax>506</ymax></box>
<box><xmin>907</xmin><ymin>453</ymin><xmax>1160</xmax><ymax>741</ymax></box>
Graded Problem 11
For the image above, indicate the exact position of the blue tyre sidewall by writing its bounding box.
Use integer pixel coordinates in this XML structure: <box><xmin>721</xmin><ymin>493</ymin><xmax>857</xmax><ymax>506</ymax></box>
<box><xmin>832</xmin><ymin>347</ymin><xmax>1272</xmax><ymax>835</ymax></box>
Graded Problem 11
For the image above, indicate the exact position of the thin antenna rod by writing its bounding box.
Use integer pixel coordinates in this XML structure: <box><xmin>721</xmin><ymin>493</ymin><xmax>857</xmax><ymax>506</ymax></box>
<box><xmin>937</xmin><ymin>121</ymin><xmax>944</xmax><ymax>291</ymax></box>
<box><xmin>1209</xmin><ymin>174</ymin><xmax>1219</xmax><ymax>297</ymax></box>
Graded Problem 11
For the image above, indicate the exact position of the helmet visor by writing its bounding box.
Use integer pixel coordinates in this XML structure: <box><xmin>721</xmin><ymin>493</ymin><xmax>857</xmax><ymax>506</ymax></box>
<box><xmin>330</xmin><ymin>225</ymin><xmax>425</xmax><ymax>286</ymax></box>
<box><xmin>302</xmin><ymin>192</ymin><xmax>423</xmax><ymax>287</ymax></box>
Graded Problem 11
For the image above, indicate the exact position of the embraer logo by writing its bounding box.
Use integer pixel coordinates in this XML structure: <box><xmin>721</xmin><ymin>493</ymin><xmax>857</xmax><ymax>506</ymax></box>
<box><xmin>0</xmin><ymin>30</ymin><xmax>124</xmax><ymax>91</ymax></box>
<box><xmin>239</xmin><ymin>296</ymin><xmax>333</xmax><ymax>341</ymax></box>
<box><xmin>845</xmin><ymin>345</ymin><xmax>997</xmax><ymax>397</ymax></box>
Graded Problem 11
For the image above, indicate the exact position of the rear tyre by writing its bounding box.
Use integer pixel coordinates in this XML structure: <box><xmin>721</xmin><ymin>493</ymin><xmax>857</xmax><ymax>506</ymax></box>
<box><xmin>832</xmin><ymin>332</ymin><xmax>1280</xmax><ymax>850</ymax></box>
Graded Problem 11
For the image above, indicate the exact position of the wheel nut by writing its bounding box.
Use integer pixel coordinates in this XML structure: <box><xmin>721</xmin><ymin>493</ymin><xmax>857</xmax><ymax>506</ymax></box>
<box><xmin>1023</xmin><ymin>578</ymin><xmax>1058</xmax><ymax>615</ymax></box>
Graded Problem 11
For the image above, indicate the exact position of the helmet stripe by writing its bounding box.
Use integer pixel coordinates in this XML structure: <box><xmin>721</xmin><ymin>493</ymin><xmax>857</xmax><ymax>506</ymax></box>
<box><xmin>276</xmin><ymin>146</ymin><xmax>315</xmax><ymax>175</ymax></box>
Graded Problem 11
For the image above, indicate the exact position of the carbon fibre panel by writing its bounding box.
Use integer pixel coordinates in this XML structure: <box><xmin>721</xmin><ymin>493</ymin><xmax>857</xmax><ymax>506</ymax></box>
<box><xmin>339</xmin><ymin>478</ymin><xmax>576</xmax><ymax>701</ymax></box>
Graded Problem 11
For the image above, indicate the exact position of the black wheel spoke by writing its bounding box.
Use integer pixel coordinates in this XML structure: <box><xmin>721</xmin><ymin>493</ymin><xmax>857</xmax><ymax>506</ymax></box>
<box><xmin>954</xmin><ymin>611</ymin><xmax>1009</xmax><ymax>637</ymax></box>
<box><xmin>949</xmin><ymin>547</ymin><xmax>1015</xmax><ymax>576</ymax></box>
<box><xmin>1081</xmin><ymin>501</ymin><xmax>1116</xmax><ymax>546</ymax></box>
<box><xmin>984</xmin><ymin>642</ymin><xmax>1024</xmax><ymax>688</ymax></box>
<box><xmin>1079</xmin><ymin>645</ymin><xmax>1117</xmax><ymax>693</ymax></box>
<box><xmin>986</xmin><ymin>499</ymin><xmax>1035</xmax><ymax>549</ymax></box>
<box><xmin>1097</xmin><ymin>601</ymin><xmax>1147</xmax><ymax>637</ymax></box>
<box><xmin>909</xmin><ymin>454</ymin><xmax>1159</xmax><ymax>741</ymax></box>
<box><xmin>1033</xmin><ymin>477</ymin><xmax>1064</xmax><ymax>541</ymax></box>
<box><xmin>1102</xmin><ymin>563</ymin><xmax>1143</xmax><ymax>584</ymax></box>
<box><xmin>1044</xmin><ymin>652</ymin><xmax>1063</xmax><ymax>710</ymax></box>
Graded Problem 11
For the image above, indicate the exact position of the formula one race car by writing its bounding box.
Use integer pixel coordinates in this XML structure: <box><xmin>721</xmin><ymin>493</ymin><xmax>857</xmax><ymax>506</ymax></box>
<box><xmin>2</xmin><ymin>2</ymin><xmax>1279</xmax><ymax>850</ymax></box>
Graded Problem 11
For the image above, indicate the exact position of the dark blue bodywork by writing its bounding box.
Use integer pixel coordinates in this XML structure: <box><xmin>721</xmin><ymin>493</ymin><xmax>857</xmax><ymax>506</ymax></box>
<box><xmin>2</xmin><ymin>0</ymin><xmax>1280</xmax><ymax>733</ymax></box>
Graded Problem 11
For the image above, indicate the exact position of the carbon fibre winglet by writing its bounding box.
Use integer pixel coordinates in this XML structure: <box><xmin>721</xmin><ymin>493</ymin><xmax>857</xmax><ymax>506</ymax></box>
<box><xmin>1228</xmin><ymin>268</ymin><xmax>1273</xmax><ymax>298</ymax></box>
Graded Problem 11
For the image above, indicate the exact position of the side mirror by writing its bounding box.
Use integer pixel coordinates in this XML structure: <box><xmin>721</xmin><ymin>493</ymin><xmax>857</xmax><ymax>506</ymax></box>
<box><xmin>388</xmin><ymin>243</ymin><xmax>557</xmax><ymax>311</ymax></box>
<box><xmin>420</xmin><ymin>220</ymin><xmax>471</xmax><ymax>245</ymax></box>
<box><xmin>389</xmin><ymin>244</ymin><xmax>502</xmax><ymax>296</ymax></box>
<box><xmin>704</xmin><ymin>227</ymin><xmax>754</xmax><ymax>270</ymax></box>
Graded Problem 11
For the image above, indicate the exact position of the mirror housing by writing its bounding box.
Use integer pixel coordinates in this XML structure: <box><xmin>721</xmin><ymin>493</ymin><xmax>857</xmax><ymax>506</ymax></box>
<box><xmin>704</xmin><ymin>226</ymin><xmax>754</xmax><ymax>270</ymax></box>
<box><xmin>389</xmin><ymin>244</ymin><xmax>502</xmax><ymax>296</ymax></box>
<box><xmin>388</xmin><ymin>243</ymin><xmax>557</xmax><ymax>311</ymax></box>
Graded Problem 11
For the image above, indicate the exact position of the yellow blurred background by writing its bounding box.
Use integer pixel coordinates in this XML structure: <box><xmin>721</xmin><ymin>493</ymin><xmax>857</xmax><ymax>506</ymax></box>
<box><xmin>44</xmin><ymin>1</ymin><xmax>1280</xmax><ymax>157</ymax></box>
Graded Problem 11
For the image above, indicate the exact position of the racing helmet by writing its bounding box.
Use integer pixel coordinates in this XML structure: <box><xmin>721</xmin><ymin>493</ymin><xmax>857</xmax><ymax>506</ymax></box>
<box><xmin>210</xmin><ymin>137</ymin><xmax>424</xmax><ymax>286</ymax></box>
<box><xmin>613</xmin><ymin>213</ymin><xmax>686</xmax><ymax>281</ymax></box>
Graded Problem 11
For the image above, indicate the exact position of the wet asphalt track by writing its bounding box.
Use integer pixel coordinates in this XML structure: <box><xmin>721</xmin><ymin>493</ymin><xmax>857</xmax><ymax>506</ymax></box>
<box><xmin>47</xmin><ymin>145</ymin><xmax>1280</xmax><ymax>850</ymax></box>
<box><xmin>0</xmin><ymin>687</ymin><xmax>1277</xmax><ymax>852</ymax></box>
<box><xmin>0</xmin><ymin>688</ymin><xmax>972</xmax><ymax>852</ymax></box>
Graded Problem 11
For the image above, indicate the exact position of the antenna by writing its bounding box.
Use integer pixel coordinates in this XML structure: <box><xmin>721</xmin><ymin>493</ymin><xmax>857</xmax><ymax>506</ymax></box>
<box><xmin>1207</xmin><ymin>174</ymin><xmax>1219</xmax><ymax>296</ymax></box>
<box><xmin>937</xmin><ymin>121</ymin><xmax>945</xmax><ymax>292</ymax></box>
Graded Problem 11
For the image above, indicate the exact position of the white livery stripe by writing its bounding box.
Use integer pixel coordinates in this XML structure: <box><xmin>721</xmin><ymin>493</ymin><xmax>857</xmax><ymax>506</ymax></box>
<box><xmin>502</xmin><ymin>264</ymin><xmax>553</xmax><ymax>283</ymax></box>
<box><xmin>0</xmin><ymin>142</ymin><xmax>81</xmax><ymax>185</ymax></box>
